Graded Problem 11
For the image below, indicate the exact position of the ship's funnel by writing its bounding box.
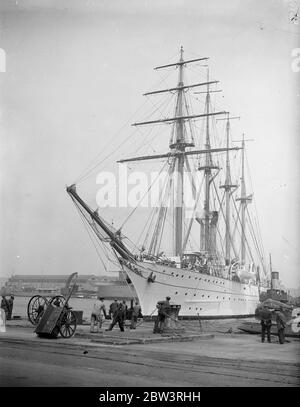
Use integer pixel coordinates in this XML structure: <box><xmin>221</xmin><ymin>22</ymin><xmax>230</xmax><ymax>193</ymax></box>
<box><xmin>271</xmin><ymin>271</ymin><xmax>280</xmax><ymax>290</ymax></box>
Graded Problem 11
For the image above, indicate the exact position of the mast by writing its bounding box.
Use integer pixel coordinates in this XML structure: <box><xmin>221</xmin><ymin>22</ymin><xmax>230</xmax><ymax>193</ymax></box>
<box><xmin>240</xmin><ymin>135</ymin><xmax>246</xmax><ymax>263</ymax></box>
<box><xmin>173</xmin><ymin>46</ymin><xmax>186</xmax><ymax>258</ymax></box>
<box><xmin>219</xmin><ymin>115</ymin><xmax>239</xmax><ymax>264</ymax></box>
<box><xmin>204</xmin><ymin>74</ymin><xmax>211</xmax><ymax>253</ymax></box>
<box><xmin>236</xmin><ymin>134</ymin><xmax>252</xmax><ymax>264</ymax></box>
<box><xmin>224</xmin><ymin>118</ymin><xmax>231</xmax><ymax>261</ymax></box>
<box><xmin>117</xmin><ymin>49</ymin><xmax>238</xmax><ymax>259</ymax></box>
<box><xmin>197</xmin><ymin>70</ymin><xmax>218</xmax><ymax>254</ymax></box>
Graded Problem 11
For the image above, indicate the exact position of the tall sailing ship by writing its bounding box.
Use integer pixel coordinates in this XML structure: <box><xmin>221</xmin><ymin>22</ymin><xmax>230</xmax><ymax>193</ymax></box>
<box><xmin>67</xmin><ymin>48</ymin><xmax>267</xmax><ymax>318</ymax></box>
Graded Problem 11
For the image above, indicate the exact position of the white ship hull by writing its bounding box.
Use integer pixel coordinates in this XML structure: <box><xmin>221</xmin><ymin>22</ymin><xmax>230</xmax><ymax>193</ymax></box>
<box><xmin>123</xmin><ymin>261</ymin><xmax>259</xmax><ymax>318</ymax></box>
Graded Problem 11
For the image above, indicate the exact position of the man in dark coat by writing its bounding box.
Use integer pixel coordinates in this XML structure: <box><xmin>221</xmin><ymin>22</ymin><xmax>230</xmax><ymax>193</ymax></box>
<box><xmin>106</xmin><ymin>302</ymin><xmax>126</xmax><ymax>332</ymax></box>
<box><xmin>1</xmin><ymin>296</ymin><xmax>9</xmax><ymax>319</ymax></box>
<box><xmin>7</xmin><ymin>295</ymin><xmax>14</xmax><ymax>320</ymax></box>
<box><xmin>260</xmin><ymin>305</ymin><xmax>272</xmax><ymax>343</ymax></box>
<box><xmin>153</xmin><ymin>296</ymin><xmax>171</xmax><ymax>333</ymax></box>
<box><xmin>109</xmin><ymin>299</ymin><xmax>119</xmax><ymax>319</ymax></box>
<box><xmin>274</xmin><ymin>309</ymin><xmax>286</xmax><ymax>344</ymax></box>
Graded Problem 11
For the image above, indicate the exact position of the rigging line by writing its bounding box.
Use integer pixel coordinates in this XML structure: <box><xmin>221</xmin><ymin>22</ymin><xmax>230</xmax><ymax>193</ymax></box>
<box><xmin>119</xmin><ymin>161</ymin><xmax>169</xmax><ymax>231</ymax></box>
<box><xmin>155</xmin><ymin>196</ymin><xmax>169</xmax><ymax>257</ymax></box>
<box><xmin>71</xmin><ymin>194</ymin><xmax>119</xmax><ymax>263</ymax></box>
<box><xmin>127</xmin><ymin>128</ymin><xmax>163</xmax><ymax>161</ymax></box>
<box><xmin>149</xmin><ymin>61</ymin><xmax>178</xmax><ymax>89</ymax></box>
<box><xmin>211</xmin><ymin>180</ymin><xmax>237</xmax><ymax>258</ymax></box>
<box><xmin>214</xmin><ymin>203</ymin><xmax>226</xmax><ymax>261</ymax></box>
<box><xmin>231</xmin><ymin>205</ymin><xmax>240</xmax><ymax>251</ymax></box>
<box><xmin>144</xmin><ymin>91</ymin><xmax>177</xmax><ymax>122</ymax></box>
<box><xmin>182</xmin><ymin>161</ymin><xmax>205</xmax><ymax>252</ymax></box>
<box><xmin>75</xmin><ymin>100</ymin><xmax>150</xmax><ymax>183</ymax></box>
<box><xmin>253</xmin><ymin>214</ymin><xmax>265</xmax><ymax>260</ymax></box>
<box><xmin>141</xmin><ymin>165</ymin><xmax>172</xmax><ymax>251</ymax></box>
<box><xmin>231</xmin><ymin>197</ymin><xmax>254</xmax><ymax>264</ymax></box>
<box><xmin>244</xmin><ymin>150</ymin><xmax>266</xmax><ymax>262</ymax></box>
<box><xmin>136</xmin><ymin>204</ymin><xmax>158</xmax><ymax>250</ymax></box>
<box><xmin>247</xmin><ymin>210</ymin><xmax>264</xmax><ymax>262</ymax></box>
<box><xmin>185</xmin><ymin>64</ymin><xmax>209</xmax><ymax>81</ymax></box>
<box><xmin>244</xmin><ymin>217</ymin><xmax>255</xmax><ymax>265</ymax></box>
<box><xmin>72</xmin><ymin>198</ymin><xmax>109</xmax><ymax>271</ymax></box>
<box><xmin>246</xmin><ymin>216</ymin><xmax>263</xmax><ymax>270</ymax></box>
<box><xmin>131</xmin><ymin>125</ymin><xmax>167</xmax><ymax>159</ymax></box>
<box><xmin>246</xmin><ymin>206</ymin><xmax>266</xmax><ymax>272</ymax></box>
<box><xmin>184</xmin><ymin>91</ymin><xmax>196</xmax><ymax>145</ymax></box>
<box><xmin>149</xmin><ymin>160</ymin><xmax>175</xmax><ymax>255</ymax></box>
<box><xmin>75</xmin><ymin>67</ymin><xmax>175</xmax><ymax>184</ymax></box>
<box><xmin>142</xmin><ymin>203</ymin><xmax>162</xmax><ymax>252</ymax></box>
<box><xmin>76</xmin><ymin>127</ymin><xmax>141</xmax><ymax>183</ymax></box>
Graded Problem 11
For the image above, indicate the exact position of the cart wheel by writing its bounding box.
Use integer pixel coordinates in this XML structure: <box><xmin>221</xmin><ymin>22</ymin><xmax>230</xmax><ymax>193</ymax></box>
<box><xmin>59</xmin><ymin>310</ymin><xmax>77</xmax><ymax>338</ymax></box>
<box><xmin>27</xmin><ymin>295</ymin><xmax>49</xmax><ymax>325</ymax></box>
<box><xmin>49</xmin><ymin>295</ymin><xmax>68</xmax><ymax>308</ymax></box>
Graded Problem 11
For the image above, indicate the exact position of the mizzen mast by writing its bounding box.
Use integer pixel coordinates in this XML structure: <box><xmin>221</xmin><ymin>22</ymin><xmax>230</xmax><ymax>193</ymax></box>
<box><xmin>236</xmin><ymin>134</ymin><xmax>253</xmax><ymax>264</ymax></box>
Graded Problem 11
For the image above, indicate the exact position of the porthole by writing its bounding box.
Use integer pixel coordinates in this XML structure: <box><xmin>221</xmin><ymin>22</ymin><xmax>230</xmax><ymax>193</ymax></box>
<box><xmin>202</xmin><ymin>294</ymin><xmax>204</xmax><ymax>297</ymax></box>
<box><xmin>176</xmin><ymin>274</ymin><xmax>179</xmax><ymax>277</ymax></box>
<box><xmin>181</xmin><ymin>275</ymin><xmax>184</xmax><ymax>278</ymax></box>
<box><xmin>185</xmin><ymin>293</ymin><xmax>187</xmax><ymax>296</ymax></box>
<box><xmin>175</xmin><ymin>291</ymin><xmax>178</xmax><ymax>294</ymax></box>
<box><xmin>194</xmin><ymin>294</ymin><xmax>196</xmax><ymax>296</ymax></box>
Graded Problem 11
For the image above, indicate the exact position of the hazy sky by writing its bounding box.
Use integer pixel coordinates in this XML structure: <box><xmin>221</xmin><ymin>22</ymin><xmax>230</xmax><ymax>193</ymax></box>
<box><xmin>0</xmin><ymin>0</ymin><xmax>299</xmax><ymax>288</ymax></box>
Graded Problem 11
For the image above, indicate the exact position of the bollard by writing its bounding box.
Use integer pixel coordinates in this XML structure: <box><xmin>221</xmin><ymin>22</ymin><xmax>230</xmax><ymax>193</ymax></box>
<box><xmin>161</xmin><ymin>304</ymin><xmax>184</xmax><ymax>335</ymax></box>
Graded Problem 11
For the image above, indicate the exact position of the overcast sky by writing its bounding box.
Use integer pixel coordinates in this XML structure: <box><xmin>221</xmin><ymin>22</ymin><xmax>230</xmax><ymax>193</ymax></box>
<box><xmin>0</xmin><ymin>0</ymin><xmax>299</xmax><ymax>289</ymax></box>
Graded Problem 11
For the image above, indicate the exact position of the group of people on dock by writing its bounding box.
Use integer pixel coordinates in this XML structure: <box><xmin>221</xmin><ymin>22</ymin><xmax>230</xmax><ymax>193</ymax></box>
<box><xmin>90</xmin><ymin>297</ymin><xmax>142</xmax><ymax>333</ymax></box>
<box><xmin>90</xmin><ymin>295</ymin><xmax>174</xmax><ymax>335</ymax></box>
<box><xmin>259</xmin><ymin>305</ymin><xmax>287</xmax><ymax>344</ymax></box>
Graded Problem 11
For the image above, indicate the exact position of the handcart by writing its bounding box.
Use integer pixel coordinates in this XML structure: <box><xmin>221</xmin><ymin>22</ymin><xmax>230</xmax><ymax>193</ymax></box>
<box><xmin>34</xmin><ymin>273</ymin><xmax>78</xmax><ymax>339</ymax></box>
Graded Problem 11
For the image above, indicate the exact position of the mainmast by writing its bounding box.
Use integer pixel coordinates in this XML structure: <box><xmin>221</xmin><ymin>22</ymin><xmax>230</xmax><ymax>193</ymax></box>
<box><xmin>117</xmin><ymin>49</ymin><xmax>240</xmax><ymax>260</ymax></box>
<box><xmin>173</xmin><ymin>47</ymin><xmax>189</xmax><ymax>258</ymax></box>
<box><xmin>204</xmin><ymin>76</ymin><xmax>211</xmax><ymax>253</ymax></box>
